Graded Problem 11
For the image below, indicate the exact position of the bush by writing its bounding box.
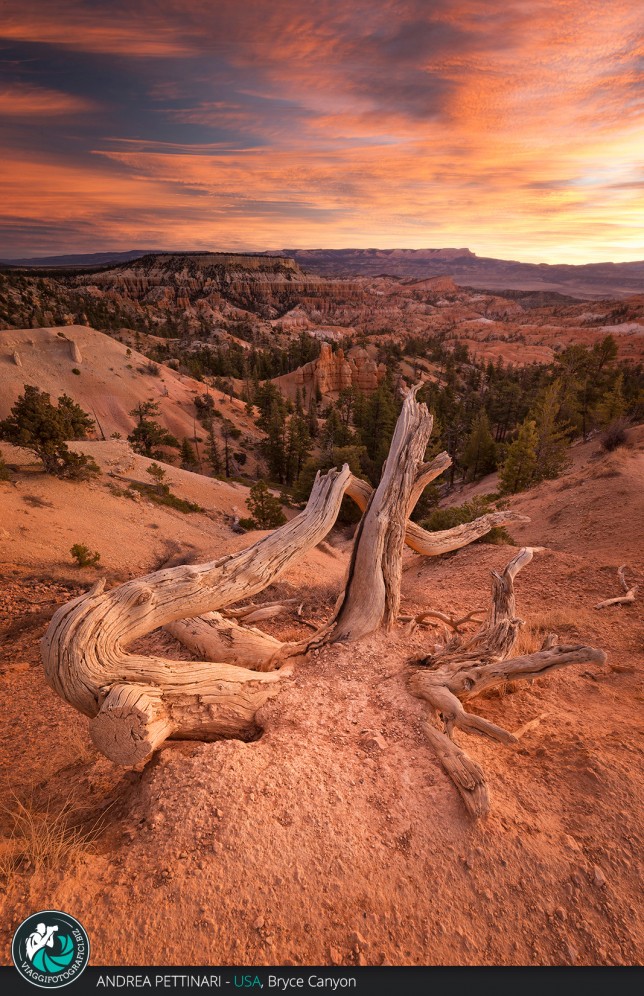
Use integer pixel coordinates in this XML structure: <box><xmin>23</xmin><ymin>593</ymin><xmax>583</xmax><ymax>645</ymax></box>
<box><xmin>128</xmin><ymin>481</ymin><xmax>204</xmax><ymax>514</ymax></box>
<box><xmin>600</xmin><ymin>419</ymin><xmax>630</xmax><ymax>452</ymax></box>
<box><xmin>421</xmin><ymin>495</ymin><xmax>513</xmax><ymax>545</ymax></box>
<box><xmin>71</xmin><ymin>368</ymin><xmax>81</xmax><ymax>375</ymax></box>
<box><xmin>70</xmin><ymin>543</ymin><xmax>101</xmax><ymax>567</ymax></box>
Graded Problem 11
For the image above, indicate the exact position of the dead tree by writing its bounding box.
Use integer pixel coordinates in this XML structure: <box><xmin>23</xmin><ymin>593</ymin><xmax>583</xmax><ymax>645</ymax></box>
<box><xmin>41</xmin><ymin>387</ymin><xmax>605</xmax><ymax>812</ymax></box>
<box><xmin>409</xmin><ymin>548</ymin><xmax>606</xmax><ymax>818</ymax></box>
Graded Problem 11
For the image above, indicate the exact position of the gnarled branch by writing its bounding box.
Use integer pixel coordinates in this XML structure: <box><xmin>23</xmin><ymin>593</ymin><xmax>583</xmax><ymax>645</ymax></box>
<box><xmin>41</xmin><ymin>465</ymin><xmax>352</xmax><ymax>764</ymax></box>
<box><xmin>409</xmin><ymin>548</ymin><xmax>606</xmax><ymax>819</ymax></box>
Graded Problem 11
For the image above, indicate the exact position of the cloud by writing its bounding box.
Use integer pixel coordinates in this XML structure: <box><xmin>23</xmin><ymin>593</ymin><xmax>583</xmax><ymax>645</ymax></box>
<box><xmin>0</xmin><ymin>84</ymin><xmax>96</xmax><ymax>117</ymax></box>
<box><xmin>0</xmin><ymin>0</ymin><xmax>642</xmax><ymax>261</ymax></box>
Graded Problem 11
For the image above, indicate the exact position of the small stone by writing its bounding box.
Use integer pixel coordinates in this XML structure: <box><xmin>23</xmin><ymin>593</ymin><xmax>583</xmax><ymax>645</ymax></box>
<box><xmin>350</xmin><ymin>931</ymin><xmax>368</xmax><ymax>948</ymax></box>
<box><xmin>554</xmin><ymin>907</ymin><xmax>567</xmax><ymax>921</ymax></box>
<box><xmin>253</xmin><ymin>916</ymin><xmax>265</xmax><ymax>930</ymax></box>
<box><xmin>567</xmin><ymin>944</ymin><xmax>578</xmax><ymax>963</ymax></box>
<box><xmin>360</xmin><ymin>730</ymin><xmax>387</xmax><ymax>751</ymax></box>
<box><xmin>179</xmin><ymin>852</ymin><xmax>188</xmax><ymax>859</ymax></box>
<box><xmin>593</xmin><ymin>865</ymin><xmax>607</xmax><ymax>888</ymax></box>
<box><xmin>329</xmin><ymin>947</ymin><xmax>343</xmax><ymax>966</ymax></box>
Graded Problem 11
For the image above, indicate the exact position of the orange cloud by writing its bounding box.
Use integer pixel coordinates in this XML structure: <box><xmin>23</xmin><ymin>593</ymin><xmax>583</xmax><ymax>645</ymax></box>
<box><xmin>0</xmin><ymin>1</ymin><xmax>642</xmax><ymax>262</ymax></box>
<box><xmin>0</xmin><ymin>84</ymin><xmax>95</xmax><ymax>117</ymax></box>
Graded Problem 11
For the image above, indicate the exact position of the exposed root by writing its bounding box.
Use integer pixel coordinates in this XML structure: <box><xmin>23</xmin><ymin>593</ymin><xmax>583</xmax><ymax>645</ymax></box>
<box><xmin>595</xmin><ymin>565</ymin><xmax>638</xmax><ymax>609</ymax></box>
<box><xmin>409</xmin><ymin>548</ymin><xmax>606</xmax><ymax>819</ymax></box>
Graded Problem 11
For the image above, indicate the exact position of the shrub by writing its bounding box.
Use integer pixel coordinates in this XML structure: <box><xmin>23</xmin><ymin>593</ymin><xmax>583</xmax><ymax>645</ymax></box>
<box><xmin>128</xmin><ymin>481</ymin><xmax>204</xmax><ymax>514</ymax></box>
<box><xmin>600</xmin><ymin>419</ymin><xmax>630</xmax><ymax>452</ymax></box>
<box><xmin>71</xmin><ymin>368</ymin><xmax>81</xmax><ymax>375</ymax></box>
<box><xmin>421</xmin><ymin>495</ymin><xmax>513</xmax><ymax>545</ymax></box>
<box><xmin>146</xmin><ymin>462</ymin><xmax>167</xmax><ymax>488</ymax></box>
<box><xmin>70</xmin><ymin>543</ymin><xmax>101</xmax><ymax>567</ymax></box>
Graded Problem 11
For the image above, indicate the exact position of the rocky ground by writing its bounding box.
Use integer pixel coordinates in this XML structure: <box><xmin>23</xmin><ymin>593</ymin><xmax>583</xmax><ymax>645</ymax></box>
<box><xmin>0</xmin><ymin>434</ymin><xmax>642</xmax><ymax>966</ymax></box>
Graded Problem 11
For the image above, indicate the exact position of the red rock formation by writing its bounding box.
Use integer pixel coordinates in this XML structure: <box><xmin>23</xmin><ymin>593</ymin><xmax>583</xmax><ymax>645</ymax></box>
<box><xmin>292</xmin><ymin>343</ymin><xmax>386</xmax><ymax>396</ymax></box>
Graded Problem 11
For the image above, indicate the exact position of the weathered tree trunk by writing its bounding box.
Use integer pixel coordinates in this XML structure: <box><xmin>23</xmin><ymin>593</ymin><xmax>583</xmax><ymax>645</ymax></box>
<box><xmin>409</xmin><ymin>548</ymin><xmax>606</xmax><ymax>818</ymax></box>
<box><xmin>41</xmin><ymin>466</ymin><xmax>352</xmax><ymax>764</ymax></box>
<box><xmin>330</xmin><ymin>386</ymin><xmax>434</xmax><ymax>641</ymax></box>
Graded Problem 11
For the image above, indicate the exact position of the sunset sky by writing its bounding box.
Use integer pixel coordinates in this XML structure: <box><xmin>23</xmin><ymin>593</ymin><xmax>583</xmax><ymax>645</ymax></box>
<box><xmin>1</xmin><ymin>0</ymin><xmax>642</xmax><ymax>262</ymax></box>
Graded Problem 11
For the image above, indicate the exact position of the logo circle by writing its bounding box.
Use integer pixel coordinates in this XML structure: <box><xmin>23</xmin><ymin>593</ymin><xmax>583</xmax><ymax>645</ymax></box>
<box><xmin>12</xmin><ymin>911</ymin><xmax>90</xmax><ymax>988</ymax></box>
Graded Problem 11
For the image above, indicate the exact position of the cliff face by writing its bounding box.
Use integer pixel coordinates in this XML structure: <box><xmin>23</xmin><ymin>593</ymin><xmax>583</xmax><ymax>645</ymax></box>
<box><xmin>76</xmin><ymin>253</ymin><xmax>367</xmax><ymax>321</ymax></box>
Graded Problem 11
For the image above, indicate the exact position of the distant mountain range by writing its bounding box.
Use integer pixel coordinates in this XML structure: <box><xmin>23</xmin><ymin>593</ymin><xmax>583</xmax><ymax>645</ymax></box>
<box><xmin>2</xmin><ymin>247</ymin><xmax>643</xmax><ymax>299</ymax></box>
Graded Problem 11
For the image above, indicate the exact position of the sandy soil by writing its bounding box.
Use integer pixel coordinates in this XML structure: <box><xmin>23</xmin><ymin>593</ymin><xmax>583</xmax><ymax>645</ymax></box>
<box><xmin>0</xmin><ymin>326</ymin><xmax>259</xmax><ymax>445</ymax></box>
<box><xmin>0</xmin><ymin>438</ymin><xmax>642</xmax><ymax>967</ymax></box>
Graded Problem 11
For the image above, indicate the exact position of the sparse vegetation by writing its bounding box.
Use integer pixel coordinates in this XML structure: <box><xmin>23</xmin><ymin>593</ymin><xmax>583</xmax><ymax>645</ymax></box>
<box><xmin>128</xmin><ymin>480</ymin><xmax>204</xmax><ymax>514</ymax></box>
<box><xmin>70</xmin><ymin>543</ymin><xmax>101</xmax><ymax>567</ymax></box>
<box><xmin>0</xmin><ymin>794</ymin><xmax>107</xmax><ymax>878</ymax></box>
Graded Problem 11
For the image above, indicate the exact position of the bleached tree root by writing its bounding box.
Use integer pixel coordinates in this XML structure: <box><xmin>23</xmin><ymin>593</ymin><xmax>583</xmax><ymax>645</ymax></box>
<box><xmin>409</xmin><ymin>548</ymin><xmax>606</xmax><ymax>818</ymax></box>
<box><xmin>164</xmin><ymin>613</ymin><xmax>286</xmax><ymax>671</ymax></box>
<box><xmin>89</xmin><ymin>684</ymin><xmax>175</xmax><ymax>765</ymax></box>
<box><xmin>423</xmin><ymin>722</ymin><xmax>489</xmax><ymax>819</ymax></box>
<box><xmin>595</xmin><ymin>565</ymin><xmax>638</xmax><ymax>609</ymax></box>
<box><xmin>400</xmin><ymin>607</ymin><xmax>484</xmax><ymax>635</ymax></box>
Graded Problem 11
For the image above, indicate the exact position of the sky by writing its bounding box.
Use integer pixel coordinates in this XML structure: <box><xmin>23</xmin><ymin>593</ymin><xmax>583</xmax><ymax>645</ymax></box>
<box><xmin>0</xmin><ymin>0</ymin><xmax>642</xmax><ymax>263</ymax></box>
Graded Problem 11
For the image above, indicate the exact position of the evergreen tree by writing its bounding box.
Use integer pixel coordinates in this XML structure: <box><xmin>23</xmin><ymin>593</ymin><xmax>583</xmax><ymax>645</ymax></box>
<box><xmin>128</xmin><ymin>401</ymin><xmax>180</xmax><ymax>459</ymax></box>
<box><xmin>146</xmin><ymin>462</ymin><xmax>167</xmax><ymax>491</ymax></box>
<box><xmin>180</xmin><ymin>437</ymin><xmax>198</xmax><ymax>470</ymax></box>
<box><xmin>530</xmin><ymin>380</ymin><xmax>570</xmax><ymax>480</ymax></box>
<box><xmin>286</xmin><ymin>412</ymin><xmax>312</xmax><ymax>484</ymax></box>
<box><xmin>245</xmin><ymin>481</ymin><xmax>286</xmax><ymax>529</ymax></box>
<box><xmin>461</xmin><ymin>410</ymin><xmax>497</xmax><ymax>481</ymax></box>
<box><xmin>499</xmin><ymin>419</ymin><xmax>539</xmax><ymax>494</ymax></box>
<box><xmin>220</xmin><ymin>419</ymin><xmax>240</xmax><ymax>478</ymax></box>
<box><xmin>595</xmin><ymin>372</ymin><xmax>626</xmax><ymax>427</ymax></box>
<box><xmin>0</xmin><ymin>385</ymin><xmax>99</xmax><ymax>479</ymax></box>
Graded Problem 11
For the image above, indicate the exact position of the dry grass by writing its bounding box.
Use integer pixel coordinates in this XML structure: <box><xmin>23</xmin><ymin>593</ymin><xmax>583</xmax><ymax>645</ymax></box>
<box><xmin>0</xmin><ymin>793</ymin><xmax>109</xmax><ymax>881</ymax></box>
<box><xmin>511</xmin><ymin>607</ymin><xmax>594</xmax><ymax>658</ymax></box>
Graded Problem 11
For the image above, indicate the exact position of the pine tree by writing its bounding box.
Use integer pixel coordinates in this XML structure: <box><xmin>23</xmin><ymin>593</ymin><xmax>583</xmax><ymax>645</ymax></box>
<box><xmin>530</xmin><ymin>380</ymin><xmax>570</xmax><ymax>480</ymax></box>
<box><xmin>595</xmin><ymin>372</ymin><xmax>626</xmax><ymax>427</ymax></box>
<box><xmin>128</xmin><ymin>401</ymin><xmax>180</xmax><ymax>459</ymax></box>
<box><xmin>499</xmin><ymin>419</ymin><xmax>539</xmax><ymax>494</ymax></box>
<box><xmin>180</xmin><ymin>438</ymin><xmax>198</xmax><ymax>470</ymax></box>
<box><xmin>245</xmin><ymin>481</ymin><xmax>286</xmax><ymax>529</ymax></box>
<box><xmin>0</xmin><ymin>385</ymin><xmax>99</xmax><ymax>479</ymax></box>
<box><xmin>146</xmin><ymin>462</ymin><xmax>167</xmax><ymax>491</ymax></box>
<box><xmin>461</xmin><ymin>410</ymin><xmax>497</xmax><ymax>481</ymax></box>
